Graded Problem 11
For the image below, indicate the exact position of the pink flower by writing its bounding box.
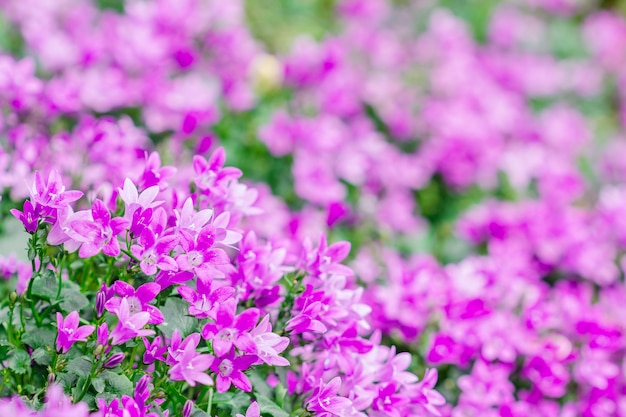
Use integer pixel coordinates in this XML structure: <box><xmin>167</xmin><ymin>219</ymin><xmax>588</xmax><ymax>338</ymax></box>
<box><xmin>210</xmin><ymin>351</ymin><xmax>257</xmax><ymax>393</ymax></box>
<box><xmin>305</xmin><ymin>377</ymin><xmax>352</xmax><ymax>416</ymax></box>
<box><xmin>201</xmin><ymin>304</ymin><xmax>259</xmax><ymax>357</ymax></box>
<box><xmin>110</xmin><ymin>298</ymin><xmax>155</xmax><ymax>345</ymax></box>
<box><xmin>130</xmin><ymin>228</ymin><xmax>178</xmax><ymax>276</ymax></box>
<box><xmin>67</xmin><ymin>199</ymin><xmax>129</xmax><ymax>258</ymax></box>
<box><xmin>236</xmin><ymin>401</ymin><xmax>260</xmax><ymax>417</ymax></box>
<box><xmin>56</xmin><ymin>311</ymin><xmax>95</xmax><ymax>354</ymax></box>
<box><xmin>177</xmin><ymin>278</ymin><xmax>235</xmax><ymax>319</ymax></box>
<box><xmin>168</xmin><ymin>337</ymin><xmax>215</xmax><ymax>387</ymax></box>
<box><xmin>105</xmin><ymin>281</ymin><xmax>164</xmax><ymax>325</ymax></box>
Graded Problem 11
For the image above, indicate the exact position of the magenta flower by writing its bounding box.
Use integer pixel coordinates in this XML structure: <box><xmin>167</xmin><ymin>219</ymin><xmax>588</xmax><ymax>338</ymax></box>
<box><xmin>56</xmin><ymin>311</ymin><xmax>95</xmax><ymax>354</ymax></box>
<box><xmin>155</xmin><ymin>270</ymin><xmax>194</xmax><ymax>290</ymax></box>
<box><xmin>236</xmin><ymin>401</ymin><xmax>260</xmax><ymax>417</ymax></box>
<box><xmin>143</xmin><ymin>336</ymin><xmax>167</xmax><ymax>365</ymax></box>
<box><xmin>110</xmin><ymin>298</ymin><xmax>155</xmax><ymax>345</ymax></box>
<box><xmin>177</xmin><ymin>279</ymin><xmax>235</xmax><ymax>319</ymax></box>
<box><xmin>372</xmin><ymin>383</ymin><xmax>405</xmax><ymax>413</ymax></box>
<box><xmin>249</xmin><ymin>315</ymin><xmax>290</xmax><ymax>367</ymax></box>
<box><xmin>210</xmin><ymin>351</ymin><xmax>257</xmax><ymax>393</ymax></box>
<box><xmin>140</xmin><ymin>151</ymin><xmax>177</xmax><ymax>189</ymax></box>
<box><xmin>28</xmin><ymin>170</ymin><xmax>83</xmax><ymax>212</ymax></box>
<box><xmin>168</xmin><ymin>335</ymin><xmax>214</xmax><ymax>387</ymax></box>
<box><xmin>67</xmin><ymin>199</ymin><xmax>129</xmax><ymax>258</ymax></box>
<box><xmin>305</xmin><ymin>377</ymin><xmax>352</xmax><ymax>416</ymax></box>
<box><xmin>10</xmin><ymin>199</ymin><xmax>40</xmax><ymax>233</ymax></box>
<box><xmin>175</xmin><ymin>197</ymin><xmax>214</xmax><ymax>233</ymax></box>
<box><xmin>167</xmin><ymin>330</ymin><xmax>202</xmax><ymax>365</ymax></box>
<box><xmin>192</xmin><ymin>147</ymin><xmax>242</xmax><ymax>192</ymax></box>
<box><xmin>105</xmin><ymin>281</ymin><xmax>164</xmax><ymax>325</ymax></box>
<box><xmin>118</xmin><ymin>178</ymin><xmax>162</xmax><ymax>220</ymax></box>
<box><xmin>42</xmin><ymin>384</ymin><xmax>90</xmax><ymax>416</ymax></box>
<box><xmin>201</xmin><ymin>305</ymin><xmax>259</xmax><ymax>357</ymax></box>
<box><xmin>130</xmin><ymin>228</ymin><xmax>178</xmax><ymax>276</ymax></box>
<box><xmin>176</xmin><ymin>228</ymin><xmax>231</xmax><ymax>282</ymax></box>
<box><xmin>286</xmin><ymin>287</ymin><xmax>328</xmax><ymax>335</ymax></box>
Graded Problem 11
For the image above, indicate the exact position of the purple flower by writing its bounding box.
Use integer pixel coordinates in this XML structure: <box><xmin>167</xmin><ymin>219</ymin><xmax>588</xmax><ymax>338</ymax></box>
<box><xmin>140</xmin><ymin>152</ymin><xmax>177</xmax><ymax>189</ymax></box>
<box><xmin>305</xmin><ymin>377</ymin><xmax>352</xmax><ymax>416</ymax></box>
<box><xmin>130</xmin><ymin>228</ymin><xmax>178</xmax><ymax>276</ymax></box>
<box><xmin>129</xmin><ymin>207</ymin><xmax>153</xmax><ymax>238</ymax></box>
<box><xmin>249</xmin><ymin>315</ymin><xmax>290</xmax><ymax>367</ymax></box>
<box><xmin>105</xmin><ymin>281</ymin><xmax>164</xmax><ymax>325</ymax></box>
<box><xmin>42</xmin><ymin>384</ymin><xmax>90</xmax><ymax>416</ymax></box>
<box><xmin>28</xmin><ymin>170</ymin><xmax>83</xmax><ymax>212</ymax></box>
<box><xmin>118</xmin><ymin>178</ymin><xmax>162</xmax><ymax>220</ymax></box>
<box><xmin>168</xmin><ymin>335</ymin><xmax>214</xmax><ymax>387</ymax></box>
<box><xmin>210</xmin><ymin>351</ymin><xmax>257</xmax><ymax>393</ymax></box>
<box><xmin>201</xmin><ymin>304</ymin><xmax>259</xmax><ymax>357</ymax></box>
<box><xmin>177</xmin><ymin>279</ymin><xmax>235</xmax><ymax>319</ymax></box>
<box><xmin>236</xmin><ymin>401</ymin><xmax>260</xmax><ymax>417</ymax></box>
<box><xmin>10</xmin><ymin>199</ymin><xmax>39</xmax><ymax>233</ymax></box>
<box><xmin>192</xmin><ymin>147</ymin><xmax>242</xmax><ymax>192</ymax></box>
<box><xmin>372</xmin><ymin>383</ymin><xmax>405</xmax><ymax>413</ymax></box>
<box><xmin>175</xmin><ymin>197</ymin><xmax>214</xmax><ymax>234</ymax></box>
<box><xmin>176</xmin><ymin>228</ymin><xmax>231</xmax><ymax>282</ymax></box>
<box><xmin>143</xmin><ymin>336</ymin><xmax>167</xmax><ymax>365</ymax></box>
<box><xmin>67</xmin><ymin>199</ymin><xmax>129</xmax><ymax>258</ymax></box>
<box><xmin>56</xmin><ymin>311</ymin><xmax>95</xmax><ymax>354</ymax></box>
<box><xmin>155</xmin><ymin>270</ymin><xmax>194</xmax><ymax>290</ymax></box>
<box><xmin>286</xmin><ymin>287</ymin><xmax>328</xmax><ymax>335</ymax></box>
<box><xmin>110</xmin><ymin>298</ymin><xmax>155</xmax><ymax>345</ymax></box>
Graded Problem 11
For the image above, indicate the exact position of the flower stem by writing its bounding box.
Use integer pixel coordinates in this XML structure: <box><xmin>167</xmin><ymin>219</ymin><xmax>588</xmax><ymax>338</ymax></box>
<box><xmin>207</xmin><ymin>387</ymin><xmax>214</xmax><ymax>415</ymax></box>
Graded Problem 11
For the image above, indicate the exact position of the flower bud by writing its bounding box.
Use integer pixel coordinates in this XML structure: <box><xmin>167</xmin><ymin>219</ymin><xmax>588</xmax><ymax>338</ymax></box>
<box><xmin>134</xmin><ymin>374</ymin><xmax>151</xmax><ymax>401</ymax></box>
<box><xmin>47</xmin><ymin>373</ymin><xmax>55</xmax><ymax>386</ymax></box>
<box><xmin>104</xmin><ymin>352</ymin><xmax>125</xmax><ymax>368</ymax></box>
<box><xmin>9</xmin><ymin>291</ymin><xmax>17</xmax><ymax>307</ymax></box>
<box><xmin>183</xmin><ymin>400</ymin><xmax>194</xmax><ymax>417</ymax></box>
<box><xmin>95</xmin><ymin>290</ymin><xmax>106</xmax><ymax>318</ymax></box>
<box><xmin>94</xmin><ymin>344</ymin><xmax>104</xmax><ymax>357</ymax></box>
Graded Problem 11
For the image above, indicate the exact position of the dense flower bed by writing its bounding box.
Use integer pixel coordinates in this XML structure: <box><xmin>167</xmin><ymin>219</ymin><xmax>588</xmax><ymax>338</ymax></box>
<box><xmin>0</xmin><ymin>0</ymin><xmax>626</xmax><ymax>416</ymax></box>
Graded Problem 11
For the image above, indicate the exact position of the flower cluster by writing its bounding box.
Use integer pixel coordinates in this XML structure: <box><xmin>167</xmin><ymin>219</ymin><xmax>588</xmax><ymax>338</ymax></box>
<box><xmin>1</xmin><ymin>0</ymin><xmax>626</xmax><ymax>417</ymax></box>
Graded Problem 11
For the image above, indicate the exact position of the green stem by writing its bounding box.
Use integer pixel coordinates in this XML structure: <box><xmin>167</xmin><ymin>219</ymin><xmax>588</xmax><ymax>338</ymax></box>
<box><xmin>74</xmin><ymin>357</ymin><xmax>98</xmax><ymax>403</ymax></box>
<box><xmin>207</xmin><ymin>387</ymin><xmax>214</xmax><ymax>415</ymax></box>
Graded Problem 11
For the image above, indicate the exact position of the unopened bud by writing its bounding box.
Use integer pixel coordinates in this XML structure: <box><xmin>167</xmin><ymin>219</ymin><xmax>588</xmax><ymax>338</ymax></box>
<box><xmin>94</xmin><ymin>344</ymin><xmax>104</xmax><ymax>357</ymax></box>
<box><xmin>95</xmin><ymin>290</ymin><xmax>106</xmax><ymax>318</ymax></box>
<box><xmin>104</xmin><ymin>352</ymin><xmax>125</xmax><ymax>368</ymax></box>
<box><xmin>47</xmin><ymin>373</ymin><xmax>55</xmax><ymax>386</ymax></box>
<box><xmin>134</xmin><ymin>374</ymin><xmax>151</xmax><ymax>401</ymax></box>
<box><xmin>9</xmin><ymin>291</ymin><xmax>17</xmax><ymax>306</ymax></box>
<box><xmin>183</xmin><ymin>400</ymin><xmax>193</xmax><ymax>417</ymax></box>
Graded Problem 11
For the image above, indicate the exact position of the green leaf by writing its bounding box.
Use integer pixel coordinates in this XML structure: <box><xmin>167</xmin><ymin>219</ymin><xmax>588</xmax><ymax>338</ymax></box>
<box><xmin>60</xmin><ymin>289</ymin><xmax>89</xmax><ymax>313</ymax></box>
<box><xmin>103</xmin><ymin>371</ymin><xmax>133</xmax><ymax>395</ymax></box>
<box><xmin>31</xmin><ymin>347</ymin><xmax>52</xmax><ymax>366</ymax></box>
<box><xmin>256</xmin><ymin>394</ymin><xmax>289</xmax><ymax>417</ymax></box>
<box><xmin>68</xmin><ymin>260</ymin><xmax>84</xmax><ymax>270</ymax></box>
<box><xmin>249</xmin><ymin>371</ymin><xmax>272</xmax><ymax>398</ymax></box>
<box><xmin>157</xmin><ymin>297</ymin><xmax>197</xmax><ymax>338</ymax></box>
<box><xmin>22</xmin><ymin>328</ymin><xmax>56</xmax><ymax>349</ymax></box>
<box><xmin>66</xmin><ymin>356</ymin><xmax>92</xmax><ymax>378</ymax></box>
<box><xmin>31</xmin><ymin>270</ymin><xmax>57</xmax><ymax>299</ymax></box>
<box><xmin>91</xmin><ymin>377</ymin><xmax>105</xmax><ymax>394</ymax></box>
<box><xmin>275</xmin><ymin>383</ymin><xmax>287</xmax><ymax>408</ymax></box>
<box><xmin>214</xmin><ymin>391</ymin><xmax>250</xmax><ymax>415</ymax></box>
<box><xmin>7</xmin><ymin>349</ymin><xmax>31</xmax><ymax>374</ymax></box>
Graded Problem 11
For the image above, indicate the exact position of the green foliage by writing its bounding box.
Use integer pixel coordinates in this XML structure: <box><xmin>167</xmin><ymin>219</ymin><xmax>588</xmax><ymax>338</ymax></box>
<box><xmin>157</xmin><ymin>297</ymin><xmax>198</xmax><ymax>338</ymax></box>
<box><xmin>246</xmin><ymin>0</ymin><xmax>338</xmax><ymax>52</ymax></box>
